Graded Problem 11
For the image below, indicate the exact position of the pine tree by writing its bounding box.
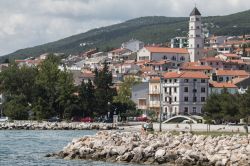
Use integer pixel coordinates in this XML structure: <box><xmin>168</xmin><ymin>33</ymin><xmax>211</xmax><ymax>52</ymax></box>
<box><xmin>79</xmin><ymin>79</ymin><xmax>96</xmax><ymax>117</ymax></box>
<box><xmin>94</xmin><ymin>61</ymin><xmax>116</xmax><ymax>116</ymax></box>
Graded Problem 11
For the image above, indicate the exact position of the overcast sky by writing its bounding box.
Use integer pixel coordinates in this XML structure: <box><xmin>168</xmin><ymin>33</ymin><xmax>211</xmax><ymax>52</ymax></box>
<box><xmin>0</xmin><ymin>0</ymin><xmax>249</xmax><ymax>56</ymax></box>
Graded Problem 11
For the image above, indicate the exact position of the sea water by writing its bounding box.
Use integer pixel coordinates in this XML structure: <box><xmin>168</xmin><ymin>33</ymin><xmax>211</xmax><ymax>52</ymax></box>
<box><xmin>0</xmin><ymin>130</ymin><xmax>137</xmax><ymax>166</ymax></box>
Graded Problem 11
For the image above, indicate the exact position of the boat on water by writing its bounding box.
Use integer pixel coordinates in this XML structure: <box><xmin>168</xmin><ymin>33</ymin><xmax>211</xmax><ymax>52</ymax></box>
<box><xmin>0</xmin><ymin>117</ymin><xmax>8</xmax><ymax>122</ymax></box>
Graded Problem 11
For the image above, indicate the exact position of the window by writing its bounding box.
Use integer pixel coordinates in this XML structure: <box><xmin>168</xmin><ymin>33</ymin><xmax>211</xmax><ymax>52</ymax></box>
<box><xmin>196</xmin><ymin>18</ymin><xmax>200</xmax><ymax>21</ymax></box>
<box><xmin>201</xmin><ymin>97</ymin><xmax>206</xmax><ymax>102</ymax></box>
<box><xmin>196</xmin><ymin>26</ymin><xmax>200</xmax><ymax>29</ymax></box>
<box><xmin>193</xmin><ymin>97</ymin><xmax>197</xmax><ymax>102</ymax></box>
<box><xmin>201</xmin><ymin>87</ymin><xmax>206</xmax><ymax>93</ymax></box>
<box><xmin>201</xmin><ymin>79</ymin><xmax>206</xmax><ymax>83</ymax></box>
<box><xmin>174</xmin><ymin>87</ymin><xmax>177</xmax><ymax>93</ymax></box>
<box><xmin>193</xmin><ymin>107</ymin><xmax>196</xmax><ymax>113</ymax></box>
<box><xmin>164</xmin><ymin>87</ymin><xmax>167</xmax><ymax>93</ymax></box>
<box><xmin>193</xmin><ymin>79</ymin><xmax>197</xmax><ymax>82</ymax></box>
<box><xmin>169</xmin><ymin>79</ymin><xmax>172</xmax><ymax>83</ymax></box>
<box><xmin>184</xmin><ymin>87</ymin><xmax>188</xmax><ymax>92</ymax></box>
<box><xmin>174</xmin><ymin>97</ymin><xmax>177</xmax><ymax>102</ymax></box>
<box><xmin>201</xmin><ymin>62</ymin><xmax>204</xmax><ymax>65</ymax></box>
<box><xmin>193</xmin><ymin>89</ymin><xmax>197</xmax><ymax>93</ymax></box>
<box><xmin>210</xmin><ymin>62</ymin><xmax>213</xmax><ymax>65</ymax></box>
<box><xmin>184</xmin><ymin>107</ymin><xmax>188</xmax><ymax>114</ymax></box>
<box><xmin>165</xmin><ymin>97</ymin><xmax>168</xmax><ymax>102</ymax></box>
<box><xmin>172</xmin><ymin>56</ymin><xmax>176</xmax><ymax>61</ymax></box>
<box><xmin>180</xmin><ymin>56</ymin><xmax>185</xmax><ymax>61</ymax></box>
<box><xmin>169</xmin><ymin>97</ymin><xmax>172</xmax><ymax>104</ymax></box>
<box><xmin>184</xmin><ymin>97</ymin><xmax>189</xmax><ymax>102</ymax></box>
<box><xmin>184</xmin><ymin>79</ymin><xmax>189</xmax><ymax>83</ymax></box>
<box><xmin>197</xmin><ymin>44</ymin><xmax>200</xmax><ymax>48</ymax></box>
<box><xmin>174</xmin><ymin>79</ymin><xmax>177</xmax><ymax>83</ymax></box>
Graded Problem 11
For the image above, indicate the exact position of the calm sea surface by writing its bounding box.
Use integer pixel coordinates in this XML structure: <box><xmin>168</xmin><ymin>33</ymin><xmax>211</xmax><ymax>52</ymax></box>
<box><xmin>0</xmin><ymin>130</ymin><xmax>137</xmax><ymax>166</ymax></box>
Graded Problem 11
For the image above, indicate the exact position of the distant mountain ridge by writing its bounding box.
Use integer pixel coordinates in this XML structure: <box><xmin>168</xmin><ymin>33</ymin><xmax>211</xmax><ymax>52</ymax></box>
<box><xmin>1</xmin><ymin>9</ymin><xmax>250</xmax><ymax>62</ymax></box>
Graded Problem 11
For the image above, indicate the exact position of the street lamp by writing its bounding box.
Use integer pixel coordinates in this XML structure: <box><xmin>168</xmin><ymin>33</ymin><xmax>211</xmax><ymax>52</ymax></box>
<box><xmin>159</xmin><ymin>75</ymin><xmax>163</xmax><ymax>132</ymax></box>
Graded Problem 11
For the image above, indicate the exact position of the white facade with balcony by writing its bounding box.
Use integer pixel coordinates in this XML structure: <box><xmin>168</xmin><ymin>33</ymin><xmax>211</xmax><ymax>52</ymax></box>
<box><xmin>162</xmin><ymin>72</ymin><xmax>209</xmax><ymax>118</ymax></box>
<box><xmin>148</xmin><ymin>79</ymin><xmax>161</xmax><ymax>114</ymax></box>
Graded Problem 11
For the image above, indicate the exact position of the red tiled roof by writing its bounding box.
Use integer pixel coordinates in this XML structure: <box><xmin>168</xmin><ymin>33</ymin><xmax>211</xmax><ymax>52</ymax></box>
<box><xmin>199</xmin><ymin>57</ymin><xmax>222</xmax><ymax>62</ymax></box>
<box><xmin>147</xmin><ymin>60</ymin><xmax>171</xmax><ymax>65</ymax></box>
<box><xmin>181</xmin><ymin>65</ymin><xmax>213</xmax><ymax>70</ymax></box>
<box><xmin>15</xmin><ymin>59</ymin><xmax>42</xmax><ymax>65</ymax></box>
<box><xmin>216</xmin><ymin>70</ymin><xmax>250</xmax><ymax>77</ymax></box>
<box><xmin>150</xmin><ymin>77</ymin><xmax>160</xmax><ymax>82</ymax></box>
<box><xmin>145</xmin><ymin>46</ymin><xmax>189</xmax><ymax>54</ymax></box>
<box><xmin>222</xmin><ymin>53</ymin><xmax>240</xmax><ymax>58</ymax></box>
<box><xmin>225</xmin><ymin>60</ymin><xmax>246</xmax><ymax>65</ymax></box>
<box><xmin>141</xmin><ymin>66</ymin><xmax>152</xmax><ymax>72</ymax></box>
<box><xmin>210</xmin><ymin>81</ymin><xmax>237</xmax><ymax>88</ymax></box>
<box><xmin>164</xmin><ymin>71</ymin><xmax>209</xmax><ymax>79</ymax></box>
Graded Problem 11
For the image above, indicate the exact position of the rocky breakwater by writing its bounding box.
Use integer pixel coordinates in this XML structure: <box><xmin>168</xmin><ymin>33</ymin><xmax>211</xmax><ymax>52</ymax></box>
<box><xmin>0</xmin><ymin>121</ymin><xmax>116</xmax><ymax>130</ymax></box>
<box><xmin>51</xmin><ymin>131</ymin><xmax>250</xmax><ymax>166</ymax></box>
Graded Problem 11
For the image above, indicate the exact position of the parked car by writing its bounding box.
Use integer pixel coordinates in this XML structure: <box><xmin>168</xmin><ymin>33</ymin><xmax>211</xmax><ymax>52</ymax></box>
<box><xmin>0</xmin><ymin>117</ymin><xmax>9</xmax><ymax>122</ymax></box>
<box><xmin>136</xmin><ymin>116</ymin><xmax>148</xmax><ymax>122</ymax></box>
<box><xmin>81</xmin><ymin>117</ymin><xmax>94</xmax><ymax>123</ymax></box>
<box><xmin>48</xmin><ymin>117</ymin><xmax>61</xmax><ymax>122</ymax></box>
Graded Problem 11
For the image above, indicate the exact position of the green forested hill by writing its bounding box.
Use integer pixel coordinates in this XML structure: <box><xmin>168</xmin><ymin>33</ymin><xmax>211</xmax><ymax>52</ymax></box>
<box><xmin>1</xmin><ymin>9</ymin><xmax>250</xmax><ymax>61</ymax></box>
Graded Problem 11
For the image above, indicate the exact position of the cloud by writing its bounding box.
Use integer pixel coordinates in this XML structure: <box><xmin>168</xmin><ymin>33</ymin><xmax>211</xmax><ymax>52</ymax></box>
<box><xmin>0</xmin><ymin>0</ymin><xmax>249</xmax><ymax>56</ymax></box>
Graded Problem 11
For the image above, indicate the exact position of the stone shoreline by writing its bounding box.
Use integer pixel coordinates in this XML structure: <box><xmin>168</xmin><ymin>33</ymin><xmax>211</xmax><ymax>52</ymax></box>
<box><xmin>0</xmin><ymin>122</ymin><xmax>117</xmax><ymax>130</ymax></box>
<box><xmin>49</xmin><ymin>131</ymin><xmax>250</xmax><ymax>166</ymax></box>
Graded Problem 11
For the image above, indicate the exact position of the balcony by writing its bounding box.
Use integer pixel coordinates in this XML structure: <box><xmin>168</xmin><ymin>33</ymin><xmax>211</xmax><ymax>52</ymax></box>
<box><xmin>149</xmin><ymin>101</ymin><xmax>160</xmax><ymax>108</ymax></box>
<box><xmin>138</xmin><ymin>105</ymin><xmax>147</xmax><ymax>110</ymax></box>
<box><xmin>149</xmin><ymin>89</ymin><xmax>160</xmax><ymax>95</ymax></box>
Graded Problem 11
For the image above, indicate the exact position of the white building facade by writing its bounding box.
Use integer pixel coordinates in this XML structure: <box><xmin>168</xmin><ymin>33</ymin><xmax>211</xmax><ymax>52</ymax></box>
<box><xmin>162</xmin><ymin>71</ymin><xmax>209</xmax><ymax>118</ymax></box>
<box><xmin>188</xmin><ymin>7</ymin><xmax>204</xmax><ymax>62</ymax></box>
<box><xmin>121</xmin><ymin>39</ymin><xmax>144</xmax><ymax>52</ymax></box>
<box><xmin>137</xmin><ymin>47</ymin><xmax>190</xmax><ymax>68</ymax></box>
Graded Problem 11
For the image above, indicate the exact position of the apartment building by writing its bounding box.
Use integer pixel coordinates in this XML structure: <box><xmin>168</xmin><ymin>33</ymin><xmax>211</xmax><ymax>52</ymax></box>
<box><xmin>162</xmin><ymin>71</ymin><xmax>209</xmax><ymax>117</ymax></box>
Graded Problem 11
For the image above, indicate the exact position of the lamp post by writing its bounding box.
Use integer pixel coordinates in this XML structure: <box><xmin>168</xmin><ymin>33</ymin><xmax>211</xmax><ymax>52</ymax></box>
<box><xmin>159</xmin><ymin>75</ymin><xmax>163</xmax><ymax>132</ymax></box>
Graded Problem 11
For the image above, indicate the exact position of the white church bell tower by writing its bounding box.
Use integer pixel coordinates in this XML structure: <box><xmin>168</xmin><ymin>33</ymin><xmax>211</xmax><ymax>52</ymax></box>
<box><xmin>188</xmin><ymin>7</ymin><xmax>204</xmax><ymax>62</ymax></box>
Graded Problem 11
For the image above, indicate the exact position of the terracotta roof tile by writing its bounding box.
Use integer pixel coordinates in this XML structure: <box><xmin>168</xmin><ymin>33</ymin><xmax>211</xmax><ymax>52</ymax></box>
<box><xmin>164</xmin><ymin>71</ymin><xmax>209</xmax><ymax>79</ymax></box>
<box><xmin>145</xmin><ymin>46</ymin><xmax>189</xmax><ymax>54</ymax></box>
<box><xmin>222</xmin><ymin>53</ymin><xmax>240</xmax><ymax>58</ymax></box>
<box><xmin>147</xmin><ymin>60</ymin><xmax>171</xmax><ymax>65</ymax></box>
<box><xmin>216</xmin><ymin>70</ymin><xmax>250</xmax><ymax>77</ymax></box>
<box><xmin>181</xmin><ymin>63</ymin><xmax>212</xmax><ymax>70</ymax></box>
<box><xmin>199</xmin><ymin>57</ymin><xmax>222</xmax><ymax>62</ymax></box>
<box><xmin>210</xmin><ymin>81</ymin><xmax>237</xmax><ymax>88</ymax></box>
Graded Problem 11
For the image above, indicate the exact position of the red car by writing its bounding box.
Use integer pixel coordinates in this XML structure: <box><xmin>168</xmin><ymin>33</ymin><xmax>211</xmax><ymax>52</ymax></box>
<box><xmin>136</xmin><ymin>116</ymin><xmax>148</xmax><ymax>122</ymax></box>
<box><xmin>72</xmin><ymin>117</ymin><xmax>94</xmax><ymax>123</ymax></box>
<box><xmin>81</xmin><ymin>117</ymin><xmax>94</xmax><ymax>123</ymax></box>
